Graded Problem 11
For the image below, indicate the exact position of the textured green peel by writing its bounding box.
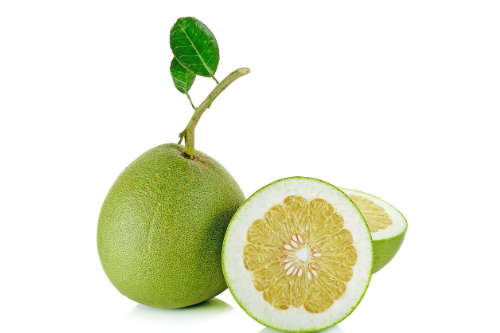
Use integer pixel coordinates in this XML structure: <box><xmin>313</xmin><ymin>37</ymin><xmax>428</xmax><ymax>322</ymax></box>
<box><xmin>97</xmin><ymin>143</ymin><xmax>244</xmax><ymax>308</ymax></box>
<box><xmin>372</xmin><ymin>231</ymin><xmax>406</xmax><ymax>273</ymax></box>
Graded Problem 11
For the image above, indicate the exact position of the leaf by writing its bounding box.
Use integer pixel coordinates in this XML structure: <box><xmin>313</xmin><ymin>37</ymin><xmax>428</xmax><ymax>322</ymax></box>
<box><xmin>170</xmin><ymin>17</ymin><xmax>220</xmax><ymax>78</ymax></box>
<box><xmin>170</xmin><ymin>57</ymin><xmax>196</xmax><ymax>94</ymax></box>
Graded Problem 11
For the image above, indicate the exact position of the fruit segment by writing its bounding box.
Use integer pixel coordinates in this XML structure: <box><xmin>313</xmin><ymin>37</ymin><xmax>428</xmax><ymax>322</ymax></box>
<box><xmin>243</xmin><ymin>195</ymin><xmax>357</xmax><ymax>313</ymax></box>
<box><xmin>349</xmin><ymin>195</ymin><xmax>392</xmax><ymax>232</ymax></box>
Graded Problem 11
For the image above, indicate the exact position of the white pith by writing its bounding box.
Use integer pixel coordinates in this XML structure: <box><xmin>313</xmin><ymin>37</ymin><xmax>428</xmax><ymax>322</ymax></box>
<box><xmin>295</xmin><ymin>248</ymin><xmax>308</xmax><ymax>262</ymax></box>
<box><xmin>281</xmin><ymin>234</ymin><xmax>321</xmax><ymax>281</ymax></box>
<box><xmin>341</xmin><ymin>188</ymin><xmax>407</xmax><ymax>241</ymax></box>
<box><xmin>223</xmin><ymin>178</ymin><xmax>372</xmax><ymax>332</ymax></box>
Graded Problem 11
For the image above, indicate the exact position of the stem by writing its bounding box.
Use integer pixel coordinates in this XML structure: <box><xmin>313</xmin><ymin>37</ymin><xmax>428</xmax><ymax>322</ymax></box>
<box><xmin>179</xmin><ymin>67</ymin><xmax>251</xmax><ymax>157</ymax></box>
<box><xmin>212</xmin><ymin>76</ymin><xmax>219</xmax><ymax>84</ymax></box>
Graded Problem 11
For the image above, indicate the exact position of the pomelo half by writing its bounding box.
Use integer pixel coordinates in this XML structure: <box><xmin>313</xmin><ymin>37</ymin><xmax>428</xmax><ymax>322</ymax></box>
<box><xmin>341</xmin><ymin>188</ymin><xmax>407</xmax><ymax>273</ymax></box>
<box><xmin>222</xmin><ymin>177</ymin><xmax>372</xmax><ymax>333</ymax></box>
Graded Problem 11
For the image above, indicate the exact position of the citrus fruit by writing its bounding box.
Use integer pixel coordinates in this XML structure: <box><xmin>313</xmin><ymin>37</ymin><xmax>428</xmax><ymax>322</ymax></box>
<box><xmin>97</xmin><ymin>143</ymin><xmax>245</xmax><ymax>308</ymax></box>
<box><xmin>222</xmin><ymin>177</ymin><xmax>372</xmax><ymax>332</ymax></box>
<box><xmin>341</xmin><ymin>188</ymin><xmax>407</xmax><ymax>273</ymax></box>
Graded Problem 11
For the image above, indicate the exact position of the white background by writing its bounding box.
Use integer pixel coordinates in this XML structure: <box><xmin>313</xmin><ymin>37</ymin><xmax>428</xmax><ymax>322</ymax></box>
<box><xmin>1</xmin><ymin>1</ymin><xmax>499</xmax><ymax>332</ymax></box>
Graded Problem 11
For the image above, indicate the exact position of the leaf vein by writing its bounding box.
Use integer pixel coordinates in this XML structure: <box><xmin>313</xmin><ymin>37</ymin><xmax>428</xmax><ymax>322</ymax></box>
<box><xmin>179</xmin><ymin>23</ymin><xmax>213</xmax><ymax>76</ymax></box>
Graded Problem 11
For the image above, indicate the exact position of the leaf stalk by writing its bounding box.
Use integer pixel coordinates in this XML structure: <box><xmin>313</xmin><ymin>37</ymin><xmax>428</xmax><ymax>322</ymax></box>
<box><xmin>186</xmin><ymin>93</ymin><xmax>195</xmax><ymax>109</ymax></box>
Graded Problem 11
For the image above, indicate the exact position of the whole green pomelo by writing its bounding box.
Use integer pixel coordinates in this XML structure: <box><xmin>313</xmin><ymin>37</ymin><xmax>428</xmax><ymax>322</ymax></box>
<box><xmin>97</xmin><ymin>143</ymin><xmax>245</xmax><ymax>308</ymax></box>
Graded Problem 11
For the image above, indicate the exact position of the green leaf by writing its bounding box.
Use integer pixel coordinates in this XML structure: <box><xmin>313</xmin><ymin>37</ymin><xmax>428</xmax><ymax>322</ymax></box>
<box><xmin>170</xmin><ymin>57</ymin><xmax>196</xmax><ymax>94</ymax></box>
<box><xmin>170</xmin><ymin>17</ymin><xmax>219</xmax><ymax>78</ymax></box>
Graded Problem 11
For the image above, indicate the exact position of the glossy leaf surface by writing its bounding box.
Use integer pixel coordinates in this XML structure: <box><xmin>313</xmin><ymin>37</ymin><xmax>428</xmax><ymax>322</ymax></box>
<box><xmin>170</xmin><ymin>17</ymin><xmax>219</xmax><ymax>77</ymax></box>
<box><xmin>170</xmin><ymin>57</ymin><xmax>196</xmax><ymax>94</ymax></box>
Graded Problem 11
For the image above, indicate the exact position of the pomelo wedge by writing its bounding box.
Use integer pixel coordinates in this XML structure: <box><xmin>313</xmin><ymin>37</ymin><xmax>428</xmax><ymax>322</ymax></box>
<box><xmin>222</xmin><ymin>177</ymin><xmax>372</xmax><ymax>333</ymax></box>
<box><xmin>341</xmin><ymin>188</ymin><xmax>407</xmax><ymax>273</ymax></box>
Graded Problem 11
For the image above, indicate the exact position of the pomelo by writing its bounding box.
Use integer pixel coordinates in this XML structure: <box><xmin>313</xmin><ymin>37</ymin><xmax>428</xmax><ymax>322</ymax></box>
<box><xmin>222</xmin><ymin>177</ymin><xmax>372</xmax><ymax>333</ymax></box>
<box><xmin>97</xmin><ymin>20</ymin><xmax>250</xmax><ymax>308</ymax></box>
<box><xmin>341</xmin><ymin>188</ymin><xmax>407</xmax><ymax>273</ymax></box>
<box><xmin>97</xmin><ymin>144</ymin><xmax>244</xmax><ymax>308</ymax></box>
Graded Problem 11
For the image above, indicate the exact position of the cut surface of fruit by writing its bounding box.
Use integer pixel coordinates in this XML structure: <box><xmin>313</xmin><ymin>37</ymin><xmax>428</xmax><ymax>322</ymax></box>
<box><xmin>223</xmin><ymin>177</ymin><xmax>372</xmax><ymax>333</ymax></box>
<box><xmin>341</xmin><ymin>188</ymin><xmax>407</xmax><ymax>273</ymax></box>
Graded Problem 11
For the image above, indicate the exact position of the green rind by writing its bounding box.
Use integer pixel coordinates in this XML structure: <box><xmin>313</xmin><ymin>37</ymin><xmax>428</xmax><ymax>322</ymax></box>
<box><xmin>222</xmin><ymin>177</ymin><xmax>373</xmax><ymax>333</ymax></box>
<box><xmin>372</xmin><ymin>230</ymin><xmax>406</xmax><ymax>273</ymax></box>
<box><xmin>97</xmin><ymin>143</ymin><xmax>244</xmax><ymax>308</ymax></box>
<box><xmin>341</xmin><ymin>187</ymin><xmax>408</xmax><ymax>274</ymax></box>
